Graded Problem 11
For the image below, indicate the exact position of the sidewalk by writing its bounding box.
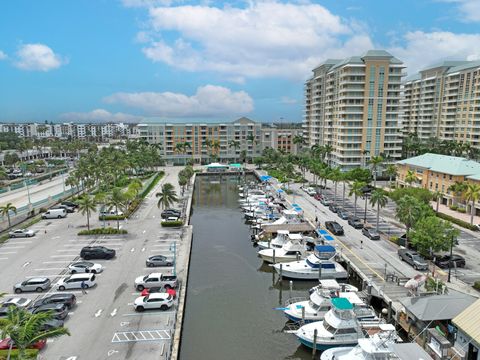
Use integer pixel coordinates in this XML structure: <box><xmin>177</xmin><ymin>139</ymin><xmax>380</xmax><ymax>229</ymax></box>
<box><xmin>433</xmin><ymin>202</ymin><xmax>480</xmax><ymax>226</ymax></box>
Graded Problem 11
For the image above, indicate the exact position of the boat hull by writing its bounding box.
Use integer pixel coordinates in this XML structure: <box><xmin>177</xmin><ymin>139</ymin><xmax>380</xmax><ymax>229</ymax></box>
<box><xmin>297</xmin><ymin>336</ymin><xmax>357</xmax><ymax>351</ymax></box>
<box><xmin>274</xmin><ymin>267</ymin><xmax>348</xmax><ymax>280</ymax></box>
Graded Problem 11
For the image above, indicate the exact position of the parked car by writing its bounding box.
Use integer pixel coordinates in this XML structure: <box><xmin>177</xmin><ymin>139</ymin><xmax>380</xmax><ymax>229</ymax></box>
<box><xmin>337</xmin><ymin>209</ymin><xmax>349</xmax><ymax>220</ymax></box>
<box><xmin>161</xmin><ymin>209</ymin><xmax>181</xmax><ymax>219</ymax></box>
<box><xmin>398</xmin><ymin>248</ymin><xmax>428</xmax><ymax>270</ymax></box>
<box><xmin>31</xmin><ymin>293</ymin><xmax>77</xmax><ymax>310</ymax></box>
<box><xmin>40</xmin><ymin>319</ymin><xmax>65</xmax><ymax>331</ymax></box>
<box><xmin>1</xmin><ymin>297</ymin><xmax>32</xmax><ymax>309</ymax></box>
<box><xmin>348</xmin><ymin>216</ymin><xmax>364</xmax><ymax>229</ymax></box>
<box><xmin>434</xmin><ymin>254</ymin><xmax>466</xmax><ymax>269</ymax></box>
<box><xmin>146</xmin><ymin>255</ymin><xmax>173</xmax><ymax>267</ymax></box>
<box><xmin>362</xmin><ymin>227</ymin><xmax>381</xmax><ymax>240</ymax></box>
<box><xmin>328</xmin><ymin>203</ymin><xmax>338</xmax><ymax>213</ymax></box>
<box><xmin>80</xmin><ymin>246</ymin><xmax>115</xmax><ymax>260</ymax></box>
<box><xmin>313</xmin><ymin>194</ymin><xmax>323</xmax><ymax>201</ymax></box>
<box><xmin>14</xmin><ymin>277</ymin><xmax>51</xmax><ymax>293</ymax></box>
<box><xmin>304</xmin><ymin>187</ymin><xmax>316</xmax><ymax>196</ymax></box>
<box><xmin>99</xmin><ymin>208</ymin><xmax>124</xmax><ymax>217</ymax></box>
<box><xmin>68</xmin><ymin>261</ymin><xmax>103</xmax><ymax>274</ymax></box>
<box><xmin>140</xmin><ymin>287</ymin><xmax>177</xmax><ymax>299</ymax></box>
<box><xmin>133</xmin><ymin>293</ymin><xmax>174</xmax><ymax>312</ymax></box>
<box><xmin>134</xmin><ymin>273</ymin><xmax>178</xmax><ymax>291</ymax></box>
<box><xmin>325</xmin><ymin>221</ymin><xmax>344</xmax><ymax>236</ymax></box>
<box><xmin>8</xmin><ymin>229</ymin><xmax>35</xmax><ymax>238</ymax></box>
<box><xmin>320</xmin><ymin>198</ymin><xmax>332</xmax><ymax>206</ymax></box>
<box><xmin>32</xmin><ymin>303</ymin><xmax>69</xmax><ymax>320</ymax></box>
<box><xmin>51</xmin><ymin>204</ymin><xmax>74</xmax><ymax>213</ymax></box>
<box><xmin>57</xmin><ymin>273</ymin><xmax>96</xmax><ymax>291</ymax></box>
<box><xmin>0</xmin><ymin>338</ymin><xmax>46</xmax><ymax>351</ymax></box>
<box><xmin>41</xmin><ymin>208</ymin><xmax>67</xmax><ymax>219</ymax></box>
<box><xmin>61</xmin><ymin>201</ymin><xmax>79</xmax><ymax>209</ymax></box>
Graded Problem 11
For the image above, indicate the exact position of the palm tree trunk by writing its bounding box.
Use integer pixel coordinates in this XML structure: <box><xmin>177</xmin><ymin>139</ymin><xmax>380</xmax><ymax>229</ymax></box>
<box><xmin>116</xmin><ymin>205</ymin><xmax>120</xmax><ymax>230</ymax></box>
<box><xmin>471</xmin><ymin>200</ymin><xmax>475</xmax><ymax>225</ymax></box>
<box><xmin>354</xmin><ymin>196</ymin><xmax>358</xmax><ymax>217</ymax></box>
<box><xmin>436</xmin><ymin>198</ymin><xmax>440</xmax><ymax>213</ymax></box>
<box><xmin>87</xmin><ymin>209</ymin><xmax>90</xmax><ymax>230</ymax></box>
<box><xmin>376</xmin><ymin>203</ymin><xmax>380</xmax><ymax>231</ymax></box>
<box><xmin>7</xmin><ymin>213</ymin><xmax>11</xmax><ymax>228</ymax></box>
<box><xmin>342</xmin><ymin>183</ymin><xmax>346</xmax><ymax>209</ymax></box>
<box><xmin>334</xmin><ymin>182</ymin><xmax>337</xmax><ymax>204</ymax></box>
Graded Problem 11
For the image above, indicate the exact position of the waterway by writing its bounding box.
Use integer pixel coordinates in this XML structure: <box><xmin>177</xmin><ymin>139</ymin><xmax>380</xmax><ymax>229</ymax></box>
<box><xmin>180</xmin><ymin>174</ymin><xmax>316</xmax><ymax>360</ymax></box>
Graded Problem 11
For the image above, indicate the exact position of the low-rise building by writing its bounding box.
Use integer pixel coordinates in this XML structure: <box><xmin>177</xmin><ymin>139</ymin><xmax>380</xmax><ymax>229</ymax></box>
<box><xmin>452</xmin><ymin>299</ymin><xmax>480</xmax><ymax>360</ymax></box>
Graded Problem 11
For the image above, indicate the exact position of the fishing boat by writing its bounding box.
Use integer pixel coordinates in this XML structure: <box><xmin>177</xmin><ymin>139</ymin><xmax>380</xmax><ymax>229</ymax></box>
<box><xmin>258</xmin><ymin>234</ymin><xmax>308</xmax><ymax>263</ymax></box>
<box><xmin>294</xmin><ymin>297</ymin><xmax>365</xmax><ymax>350</ymax></box>
<box><xmin>273</xmin><ymin>245</ymin><xmax>347</xmax><ymax>280</ymax></box>
<box><xmin>256</xmin><ymin>230</ymin><xmax>291</xmax><ymax>250</ymax></box>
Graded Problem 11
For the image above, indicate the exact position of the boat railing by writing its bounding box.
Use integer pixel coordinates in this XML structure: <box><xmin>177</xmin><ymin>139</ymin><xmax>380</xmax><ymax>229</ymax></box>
<box><xmin>282</xmin><ymin>322</ymin><xmax>302</xmax><ymax>333</ymax></box>
<box><xmin>284</xmin><ymin>296</ymin><xmax>307</xmax><ymax>306</ymax></box>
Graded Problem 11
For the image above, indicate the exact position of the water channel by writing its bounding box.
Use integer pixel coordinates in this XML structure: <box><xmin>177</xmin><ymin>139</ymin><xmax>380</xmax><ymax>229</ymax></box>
<box><xmin>180</xmin><ymin>174</ymin><xmax>317</xmax><ymax>360</ymax></box>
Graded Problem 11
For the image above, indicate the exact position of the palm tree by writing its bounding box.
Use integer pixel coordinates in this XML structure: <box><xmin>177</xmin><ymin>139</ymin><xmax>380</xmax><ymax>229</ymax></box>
<box><xmin>1</xmin><ymin>307</ymin><xmax>69</xmax><ymax>359</ymax></box>
<box><xmin>395</xmin><ymin>195</ymin><xmax>423</xmax><ymax>248</ymax></box>
<box><xmin>385</xmin><ymin>164</ymin><xmax>397</xmax><ymax>188</ymax></box>
<box><xmin>404</xmin><ymin>170</ymin><xmax>417</xmax><ymax>187</ymax></box>
<box><xmin>127</xmin><ymin>179</ymin><xmax>143</xmax><ymax>200</ymax></box>
<box><xmin>202</xmin><ymin>139</ymin><xmax>212</xmax><ymax>164</ymax></box>
<box><xmin>77</xmin><ymin>195</ymin><xmax>97</xmax><ymax>230</ymax></box>
<box><xmin>329</xmin><ymin>167</ymin><xmax>342</xmax><ymax>204</ymax></box>
<box><xmin>156</xmin><ymin>183</ymin><xmax>178</xmax><ymax>209</ymax></box>
<box><xmin>247</xmin><ymin>134</ymin><xmax>257</xmax><ymax>162</ymax></box>
<box><xmin>183</xmin><ymin>142</ymin><xmax>192</xmax><ymax>165</ymax></box>
<box><xmin>0</xmin><ymin>203</ymin><xmax>17</xmax><ymax>228</ymax></box>
<box><xmin>210</xmin><ymin>140</ymin><xmax>220</xmax><ymax>162</ymax></box>
<box><xmin>292</xmin><ymin>134</ymin><xmax>306</xmax><ymax>152</ymax></box>
<box><xmin>432</xmin><ymin>190</ymin><xmax>442</xmax><ymax>213</ymax></box>
<box><xmin>229</xmin><ymin>140</ymin><xmax>241</xmax><ymax>163</ymax></box>
<box><xmin>178</xmin><ymin>174</ymin><xmax>188</xmax><ymax>196</ymax></box>
<box><xmin>349</xmin><ymin>181</ymin><xmax>366</xmax><ymax>218</ymax></box>
<box><xmin>174</xmin><ymin>142</ymin><xmax>185</xmax><ymax>166</ymax></box>
<box><xmin>368</xmin><ymin>156</ymin><xmax>384</xmax><ymax>188</ymax></box>
<box><xmin>370</xmin><ymin>189</ymin><xmax>388</xmax><ymax>231</ymax></box>
<box><xmin>106</xmin><ymin>188</ymin><xmax>126</xmax><ymax>230</ymax></box>
<box><xmin>94</xmin><ymin>192</ymin><xmax>108</xmax><ymax>228</ymax></box>
<box><xmin>449</xmin><ymin>181</ymin><xmax>467</xmax><ymax>207</ymax></box>
<box><xmin>463</xmin><ymin>183</ymin><xmax>480</xmax><ymax>225</ymax></box>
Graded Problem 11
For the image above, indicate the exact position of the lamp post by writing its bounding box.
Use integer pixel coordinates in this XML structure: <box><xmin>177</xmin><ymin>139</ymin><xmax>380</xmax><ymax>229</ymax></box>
<box><xmin>24</xmin><ymin>179</ymin><xmax>32</xmax><ymax>206</ymax></box>
<box><xmin>447</xmin><ymin>233</ymin><xmax>455</xmax><ymax>283</ymax></box>
<box><xmin>363</xmin><ymin>193</ymin><xmax>369</xmax><ymax>225</ymax></box>
<box><xmin>170</xmin><ymin>242</ymin><xmax>177</xmax><ymax>276</ymax></box>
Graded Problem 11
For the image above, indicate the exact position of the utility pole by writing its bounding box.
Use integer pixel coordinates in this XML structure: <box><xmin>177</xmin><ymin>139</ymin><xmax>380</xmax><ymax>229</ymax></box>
<box><xmin>447</xmin><ymin>233</ymin><xmax>455</xmax><ymax>283</ymax></box>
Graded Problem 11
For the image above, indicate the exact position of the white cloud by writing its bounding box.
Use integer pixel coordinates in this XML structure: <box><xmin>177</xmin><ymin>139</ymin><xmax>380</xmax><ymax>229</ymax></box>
<box><xmin>14</xmin><ymin>43</ymin><xmax>67</xmax><ymax>71</ymax></box>
<box><xmin>0</xmin><ymin>50</ymin><xmax>7</xmax><ymax>60</ymax></box>
<box><xmin>60</xmin><ymin>109</ymin><xmax>142</xmax><ymax>123</ymax></box>
<box><xmin>104</xmin><ymin>85</ymin><xmax>254</xmax><ymax>118</ymax></box>
<box><xmin>122</xmin><ymin>0</ymin><xmax>175</xmax><ymax>7</ymax></box>
<box><xmin>448</xmin><ymin>0</ymin><xmax>480</xmax><ymax>22</ymax></box>
<box><xmin>139</xmin><ymin>2</ymin><xmax>374</xmax><ymax>79</ymax></box>
<box><xmin>280</xmin><ymin>96</ymin><xmax>297</xmax><ymax>105</ymax></box>
<box><xmin>390</xmin><ymin>31</ymin><xmax>480</xmax><ymax>73</ymax></box>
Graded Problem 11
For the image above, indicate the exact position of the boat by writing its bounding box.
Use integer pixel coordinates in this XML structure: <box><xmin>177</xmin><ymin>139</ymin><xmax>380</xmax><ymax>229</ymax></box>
<box><xmin>256</xmin><ymin>230</ymin><xmax>291</xmax><ymax>250</ymax></box>
<box><xmin>273</xmin><ymin>245</ymin><xmax>347</xmax><ymax>280</ymax></box>
<box><xmin>320</xmin><ymin>324</ymin><xmax>398</xmax><ymax>359</ymax></box>
<box><xmin>284</xmin><ymin>285</ymin><xmax>378</xmax><ymax>323</ymax></box>
<box><xmin>258</xmin><ymin>234</ymin><xmax>309</xmax><ymax>263</ymax></box>
<box><xmin>294</xmin><ymin>297</ymin><xmax>365</xmax><ymax>350</ymax></box>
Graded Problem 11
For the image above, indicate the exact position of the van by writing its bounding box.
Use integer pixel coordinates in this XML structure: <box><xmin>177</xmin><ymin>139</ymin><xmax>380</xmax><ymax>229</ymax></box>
<box><xmin>56</xmin><ymin>273</ymin><xmax>96</xmax><ymax>291</ymax></box>
<box><xmin>41</xmin><ymin>208</ymin><xmax>67</xmax><ymax>219</ymax></box>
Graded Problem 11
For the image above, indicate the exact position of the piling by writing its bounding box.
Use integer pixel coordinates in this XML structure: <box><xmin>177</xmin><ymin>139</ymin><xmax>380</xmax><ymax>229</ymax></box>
<box><xmin>289</xmin><ymin>280</ymin><xmax>293</xmax><ymax>299</ymax></box>
<box><xmin>387</xmin><ymin>301</ymin><xmax>392</xmax><ymax>323</ymax></box>
<box><xmin>273</xmin><ymin>249</ymin><xmax>276</xmax><ymax>264</ymax></box>
<box><xmin>318</xmin><ymin>263</ymin><xmax>322</xmax><ymax>280</ymax></box>
<box><xmin>302</xmin><ymin>306</ymin><xmax>305</xmax><ymax>323</ymax></box>
<box><xmin>312</xmin><ymin>329</ymin><xmax>318</xmax><ymax>358</ymax></box>
<box><xmin>280</xmin><ymin>263</ymin><xmax>283</xmax><ymax>279</ymax></box>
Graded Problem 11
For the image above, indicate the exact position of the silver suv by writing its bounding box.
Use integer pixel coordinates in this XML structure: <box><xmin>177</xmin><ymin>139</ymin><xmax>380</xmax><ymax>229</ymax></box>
<box><xmin>14</xmin><ymin>277</ymin><xmax>51</xmax><ymax>293</ymax></box>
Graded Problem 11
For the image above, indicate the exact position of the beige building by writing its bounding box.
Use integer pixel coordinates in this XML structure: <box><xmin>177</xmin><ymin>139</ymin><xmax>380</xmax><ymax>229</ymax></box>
<box><xmin>303</xmin><ymin>50</ymin><xmax>404</xmax><ymax>170</ymax></box>
<box><xmin>402</xmin><ymin>60</ymin><xmax>480</xmax><ymax>147</ymax></box>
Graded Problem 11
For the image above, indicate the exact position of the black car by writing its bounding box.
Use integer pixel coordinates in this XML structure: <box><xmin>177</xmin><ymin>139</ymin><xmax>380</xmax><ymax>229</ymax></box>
<box><xmin>32</xmin><ymin>303</ymin><xmax>69</xmax><ymax>320</ymax></box>
<box><xmin>325</xmin><ymin>221</ymin><xmax>344</xmax><ymax>236</ymax></box>
<box><xmin>61</xmin><ymin>201</ymin><xmax>79</xmax><ymax>209</ymax></box>
<box><xmin>31</xmin><ymin>293</ymin><xmax>77</xmax><ymax>310</ymax></box>
<box><xmin>52</xmin><ymin>204</ymin><xmax>75</xmax><ymax>213</ymax></box>
<box><xmin>362</xmin><ymin>227</ymin><xmax>380</xmax><ymax>240</ymax></box>
<box><xmin>434</xmin><ymin>254</ymin><xmax>466</xmax><ymax>269</ymax></box>
<box><xmin>328</xmin><ymin>203</ymin><xmax>338</xmax><ymax>213</ymax></box>
<box><xmin>348</xmin><ymin>216</ymin><xmax>364</xmax><ymax>229</ymax></box>
<box><xmin>161</xmin><ymin>209</ymin><xmax>181</xmax><ymax>219</ymax></box>
<box><xmin>80</xmin><ymin>246</ymin><xmax>116</xmax><ymax>260</ymax></box>
<box><xmin>337</xmin><ymin>209</ymin><xmax>349</xmax><ymax>220</ymax></box>
<box><xmin>40</xmin><ymin>319</ymin><xmax>65</xmax><ymax>331</ymax></box>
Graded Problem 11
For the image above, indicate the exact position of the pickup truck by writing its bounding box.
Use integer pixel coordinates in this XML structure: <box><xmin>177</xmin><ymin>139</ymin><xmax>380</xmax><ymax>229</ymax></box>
<box><xmin>398</xmin><ymin>248</ymin><xmax>428</xmax><ymax>270</ymax></box>
<box><xmin>134</xmin><ymin>273</ymin><xmax>178</xmax><ymax>291</ymax></box>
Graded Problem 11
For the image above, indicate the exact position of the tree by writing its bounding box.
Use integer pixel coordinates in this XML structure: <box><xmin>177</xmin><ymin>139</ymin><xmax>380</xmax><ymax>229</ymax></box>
<box><xmin>395</xmin><ymin>195</ymin><xmax>433</xmax><ymax>248</ymax></box>
<box><xmin>368</xmin><ymin>156</ymin><xmax>384</xmax><ymax>188</ymax></box>
<box><xmin>228</xmin><ymin>140</ymin><xmax>241</xmax><ymax>163</ymax></box>
<box><xmin>370</xmin><ymin>189</ymin><xmax>388</xmax><ymax>231</ymax></box>
<box><xmin>94</xmin><ymin>192</ymin><xmax>108</xmax><ymax>228</ymax></box>
<box><xmin>404</xmin><ymin>170</ymin><xmax>417</xmax><ymax>186</ymax></box>
<box><xmin>349</xmin><ymin>181</ymin><xmax>366</xmax><ymax>218</ymax></box>
<box><xmin>0</xmin><ymin>203</ymin><xmax>17</xmax><ymax>228</ymax></box>
<box><xmin>292</xmin><ymin>135</ymin><xmax>306</xmax><ymax>152</ymax></box>
<box><xmin>329</xmin><ymin>167</ymin><xmax>342</xmax><ymax>204</ymax></box>
<box><xmin>178</xmin><ymin>174</ymin><xmax>188</xmax><ymax>196</ymax></box>
<box><xmin>156</xmin><ymin>183</ymin><xmax>178</xmax><ymax>209</ymax></box>
<box><xmin>106</xmin><ymin>188</ymin><xmax>126</xmax><ymax>230</ymax></box>
<box><xmin>409</xmin><ymin>216</ymin><xmax>460</xmax><ymax>256</ymax></box>
<box><xmin>348</xmin><ymin>168</ymin><xmax>372</xmax><ymax>184</ymax></box>
<box><xmin>77</xmin><ymin>195</ymin><xmax>97</xmax><ymax>230</ymax></box>
<box><xmin>385</xmin><ymin>164</ymin><xmax>397</xmax><ymax>188</ymax></box>
<box><xmin>463</xmin><ymin>183</ymin><xmax>480</xmax><ymax>225</ymax></box>
<box><xmin>202</xmin><ymin>139</ymin><xmax>212</xmax><ymax>164</ymax></box>
<box><xmin>390</xmin><ymin>187</ymin><xmax>433</xmax><ymax>204</ymax></box>
<box><xmin>3</xmin><ymin>152</ymin><xmax>20</xmax><ymax>167</ymax></box>
<box><xmin>431</xmin><ymin>190</ymin><xmax>442</xmax><ymax>213</ymax></box>
<box><xmin>1</xmin><ymin>306</ymin><xmax>69</xmax><ymax>359</ymax></box>
<box><xmin>448</xmin><ymin>181</ymin><xmax>467</xmax><ymax>207</ymax></box>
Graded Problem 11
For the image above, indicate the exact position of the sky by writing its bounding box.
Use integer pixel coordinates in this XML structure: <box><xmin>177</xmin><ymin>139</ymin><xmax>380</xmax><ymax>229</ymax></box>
<box><xmin>1</xmin><ymin>0</ymin><xmax>480</xmax><ymax>124</ymax></box>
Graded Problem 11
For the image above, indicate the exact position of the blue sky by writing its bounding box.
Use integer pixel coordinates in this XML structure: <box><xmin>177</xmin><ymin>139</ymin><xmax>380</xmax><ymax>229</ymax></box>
<box><xmin>1</xmin><ymin>0</ymin><xmax>480</xmax><ymax>123</ymax></box>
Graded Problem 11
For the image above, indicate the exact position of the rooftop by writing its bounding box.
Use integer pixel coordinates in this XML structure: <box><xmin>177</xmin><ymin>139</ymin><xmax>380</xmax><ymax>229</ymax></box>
<box><xmin>400</xmin><ymin>294</ymin><xmax>475</xmax><ymax>321</ymax></box>
<box><xmin>397</xmin><ymin>153</ymin><xmax>480</xmax><ymax>177</ymax></box>
<box><xmin>452</xmin><ymin>299</ymin><xmax>480</xmax><ymax>346</ymax></box>
<box><xmin>389</xmin><ymin>343</ymin><xmax>434</xmax><ymax>360</ymax></box>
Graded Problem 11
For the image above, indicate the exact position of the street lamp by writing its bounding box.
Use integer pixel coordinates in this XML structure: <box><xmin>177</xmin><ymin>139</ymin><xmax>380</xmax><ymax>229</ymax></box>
<box><xmin>363</xmin><ymin>193</ymin><xmax>369</xmax><ymax>225</ymax></box>
<box><xmin>447</xmin><ymin>233</ymin><xmax>456</xmax><ymax>283</ymax></box>
<box><xmin>24</xmin><ymin>179</ymin><xmax>32</xmax><ymax>206</ymax></box>
<box><xmin>170</xmin><ymin>242</ymin><xmax>177</xmax><ymax>276</ymax></box>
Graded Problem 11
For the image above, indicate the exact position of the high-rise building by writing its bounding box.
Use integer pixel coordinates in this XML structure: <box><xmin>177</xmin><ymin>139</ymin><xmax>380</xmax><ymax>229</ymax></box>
<box><xmin>402</xmin><ymin>60</ymin><xmax>480</xmax><ymax>147</ymax></box>
<box><xmin>304</xmin><ymin>50</ymin><xmax>405</xmax><ymax>170</ymax></box>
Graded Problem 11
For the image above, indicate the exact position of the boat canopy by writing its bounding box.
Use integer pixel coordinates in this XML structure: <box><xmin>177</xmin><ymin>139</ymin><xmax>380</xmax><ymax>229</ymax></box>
<box><xmin>315</xmin><ymin>245</ymin><xmax>335</xmax><ymax>253</ymax></box>
<box><xmin>316</xmin><ymin>229</ymin><xmax>329</xmax><ymax>235</ymax></box>
<box><xmin>288</xmin><ymin>233</ymin><xmax>303</xmax><ymax>241</ymax></box>
<box><xmin>331</xmin><ymin>297</ymin><xmax>353</xmax><ymax>310</ymax></box>
<box><xmin>229</xmin><ymin>163</ymin><xmax>242</xmax><ymax>168</ymax></box>
<box><xmin>259</xmin><ymin>175</ymin><xmax>272</xmax><ymax>182</ymax></box>
<box><xmin>322</xmin><ymin>235</ymin><xmax>335</xmax><ymax>242</ymax></box>
<box><xmin>206</xmin><ymin>162</ymin><xmax>228</xmax><ymax>168</ymax></box>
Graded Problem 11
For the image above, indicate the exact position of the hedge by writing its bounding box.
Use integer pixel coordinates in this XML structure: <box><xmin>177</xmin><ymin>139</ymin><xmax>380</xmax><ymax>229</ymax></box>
<box><xmin>78</xmin><ymin>227</ymin><xmax>128</xmax><ymax>235</ymax></box>
<box><xmin>0</xmin><ymin>349</ymin><xmax>38</xmax><ymax>359</ymax></box>
<box><xmin>473</xmin><ymin>281</ymin><xmax>480</xmax><ymax>291</ymax></box>
<box><xmin>161</xmin><ymin>220</ymin><xmax>184</xmax><ymax>227</ymax></box>
<box><xmin>99</xmin><ymin>215</ymin><xmax>126</xmax><ymax>221</ymax></box>
<box><xmin>139</xmin><ymin>171</ymin><xmax>165</xmax><ymax>199</ymax></box>
<box><xmin>436</xmin><ymin>211</ymin><xmax>478</xmax><ymax>231</ymax></box>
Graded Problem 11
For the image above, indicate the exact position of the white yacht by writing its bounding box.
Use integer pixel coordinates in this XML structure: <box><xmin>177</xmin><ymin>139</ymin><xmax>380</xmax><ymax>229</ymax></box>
<box><xmin>258</xmin><ymin>234</ymin><xmax>308</xmax><ymax>263</ymax></box>
<box><xmin>294</xmin><ymin>297</ymin><xmax>365</xmax><ymax>350</ymax></box>
<box><xmin>320</xmin><ymin>324</ymin><xmax>399</xmax><ymax>360</ymax></box>
<box><xmin>273</xmin><ymin>245</ymin><xmax>347</xmax><ymax>280</ymax></box>
<box><xmin>284</xmin><ymin>286</ymin><xmax>378</xmax><ymax>323</ymax></box>
<box><xmin>256</xmin><ymin>230</ymin><xmax>291</xmax><ymax>250</ymax></box>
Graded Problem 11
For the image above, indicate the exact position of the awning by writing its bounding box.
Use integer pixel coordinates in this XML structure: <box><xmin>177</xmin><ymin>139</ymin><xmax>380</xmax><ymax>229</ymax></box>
<box><xmin>229</xmin><ymin>163</ymin><xmax>242</xmax><ymax>168</ymax></box>
<box><xmin>260</xmin><ymin>175</ymin><xmax>272</xmax><ymax>182</ymax></box>
<box><xmin>322</xmin><ymin>235</ymin><xmax>335</xmax><ymax>241</ymax></box>
<box><xmin>316</xmin><ymin>229</ymin><xmax>328</xmax><ymax>235</ymax></box>
<box><xmin>277</xmin><ymin>189</ymin><xmax>284</xmax><ymax>193</ymax></box>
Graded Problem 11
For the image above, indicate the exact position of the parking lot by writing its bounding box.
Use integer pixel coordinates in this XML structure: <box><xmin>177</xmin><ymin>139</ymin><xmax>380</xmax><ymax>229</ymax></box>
<box><xmin>0</xmin><ymin>168</ymin><xmax>186</xmax><ymax>360</ymax></box>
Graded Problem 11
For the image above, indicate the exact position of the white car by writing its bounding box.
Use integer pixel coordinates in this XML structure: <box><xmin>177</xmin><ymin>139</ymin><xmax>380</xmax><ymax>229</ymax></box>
<box><xmin>9</xmin><ymin>229</ymin><xmax>35</xmax><ymax>238</ymax></box>
<box><xmin>68</xmin><ymin>261</ymin><xmax>103</xmax><ymax>274</ymax></box>
<box><xmin>1</xmin><ymin>297</ymin><xmax>32</xmax><ymax>309</ymax></box>
<box><xmin>133</xmin><ymin>293</ymin><xmax>174</xmax><ymax>312</ymax></box>
<box><xmin>57</xmin><ymin>273</ymin><xmax>96</xmax><ymax>291</ymax></box>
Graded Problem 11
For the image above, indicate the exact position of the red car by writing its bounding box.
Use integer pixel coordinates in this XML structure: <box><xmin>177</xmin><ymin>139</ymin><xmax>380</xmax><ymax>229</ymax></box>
<box><xmin>0</xmin><ymin>338</ymin><xmax>46</xmax><ymax>350</ymax></box>
<box><xmin>140</xmin><ymin>287</ymin><xmax>177</xmax><ymax>299</ymax></box>
<box><xmin>313</xmin><ymin>194</ymin><xmax>323</xmax><ymax>201</ymax></box>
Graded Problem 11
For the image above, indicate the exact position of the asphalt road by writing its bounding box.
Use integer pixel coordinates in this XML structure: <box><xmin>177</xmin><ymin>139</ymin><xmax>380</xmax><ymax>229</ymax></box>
<box><xmin>0</xmin><ymin>167</ymin><xmax>185</xmax><ymax>360</ymax></box>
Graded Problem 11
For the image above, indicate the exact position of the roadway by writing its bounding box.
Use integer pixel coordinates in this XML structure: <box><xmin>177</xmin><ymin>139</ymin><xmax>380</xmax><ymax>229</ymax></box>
<box><xmin>0</xmin><ymin>167</ymin><xmax>186</xmax><ymax>360</ymax></box>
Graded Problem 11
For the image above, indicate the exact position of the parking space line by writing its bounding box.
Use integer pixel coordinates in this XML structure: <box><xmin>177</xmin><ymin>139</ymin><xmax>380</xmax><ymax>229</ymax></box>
<box><xmin>34</xmin><ymin>268</ymin><xmax>66</xmax><ymax>271</ymax></box>
<box><xmin>7</xmin><ymin>241</ymin><xmax>32</xmax><ymax>244</ymax></box>
<box><xmin>122</xmin><ymin>311</ymin><xmax>175</xmax><ymax>317</ymax></box>
<box><xmin>51</xmin><ymin>255</ymin><xmax>77</xmax><ymax>258</ymax></box>
<box><xmin>0</xmin><ymin>258</ymin><xmax>8</xmax><ymax>260</ymax></box>
<box><xmin>0</xmin><ymin>252</ymin><xmax>17</xmax><ymax>255</ymax></box>
<box><xmin>43</xmin><ymin>261</ymin><xmax>72</xmax><ymax>264</ymax></box>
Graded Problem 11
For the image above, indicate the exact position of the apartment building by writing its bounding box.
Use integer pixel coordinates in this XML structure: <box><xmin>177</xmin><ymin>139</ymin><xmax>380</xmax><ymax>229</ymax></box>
<box><xmin>261</xmin><ymin>125</ymin><xmax>303</xmax><ymax>154</ymax></box>
<box><xmin>402</xmin><ymin>60</ymin><xmax>480</xmax><ymax>147</ymax></box>
<box><xmin>138</xmin><ymin>117</ymin><xmax>264</xmax><ymax>165</ymax></box>
<box><xmin>304</xmin><ymin>50</ymin><xmax>405</xmax><ymax>170</ymax></box>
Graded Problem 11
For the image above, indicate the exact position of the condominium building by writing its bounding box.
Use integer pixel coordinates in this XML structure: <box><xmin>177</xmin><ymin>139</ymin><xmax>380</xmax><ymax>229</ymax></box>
<box><xmin>402</xmin><ymin>60</ymin><xmax>480</xmax><ymax>146</ymax></box>
<box><xmin>260</xmin><ymin>125</ymin><xmax>303</xmax><ymax>154</ymax></box>
<box><xmin>304</xmin><ymin>50</ymin><xmax>405</xmax><ymax>170</ymax></box>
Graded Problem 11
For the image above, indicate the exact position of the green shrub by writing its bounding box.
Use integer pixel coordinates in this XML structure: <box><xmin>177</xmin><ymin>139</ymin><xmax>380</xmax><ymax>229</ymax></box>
<box><xmin>390</xmin><ymin>235</ymin><xmax>399</xmax><ymax>244</ymax></box>
<box><xmin>389</xmin><ymin>187</ymin><xmax>433</xmax><ymax>204</ymax></box>
<box><xmin>449</xmin><ymin>204</ymin><xmax>458</xmax><ymax>211</ymax></box>
<box><xmin>99</xmin><ymin>215</ymin><xmax>126</xmax><ymax>220</ymax></box>
<box><xmin>458</xmin><ymin>207</ymin><xmax>466</xmax><ymax>213</ymax></box>
<box><xmin>161</xmin><ymin>220</ymin><xmax>184</xmax><ymax>227</ymax></box>
<box><xmin>78</xmin><ymin>227</ymin><xmax>128</xmax><ymax>235</ymax></box>
<box><xmin>473</xmin><ymin>281</ymin><xmax>480</xmax><ymax>291</ymax></box>
<box><xmin>436</xmin><ymin>212</ymin><xmax>478</xmax><ymax>231</ymax></box>
<box><xmin>139</xmin><ymin>171</ymin><xmax>164</xmax><ymax>199</ymax></box>
<box><xmin>0</xmin><ymin>349</ymin><xmax>38</xmax><ymax>359</ymax></box>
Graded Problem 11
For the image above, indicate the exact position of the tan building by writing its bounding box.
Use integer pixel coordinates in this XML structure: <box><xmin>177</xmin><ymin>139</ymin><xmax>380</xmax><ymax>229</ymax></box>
<box><xmin>402</xmin><ymin>60</ymin><xmax>480</xmax><ymax>147</ymax></box>
<box><xmin>396</xmin><ymin>153</ymin><xmax>480</xmax><ymax>213</ymax></box>
<box><xmin>260</xmin><ymin>125</ymin><xmax>303</xmax><ymax>154</ymax></box>
<box><xmin>304</xmin><ymin>50</ymin><xmax>405</xmax><ymax>170</ymax></box>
